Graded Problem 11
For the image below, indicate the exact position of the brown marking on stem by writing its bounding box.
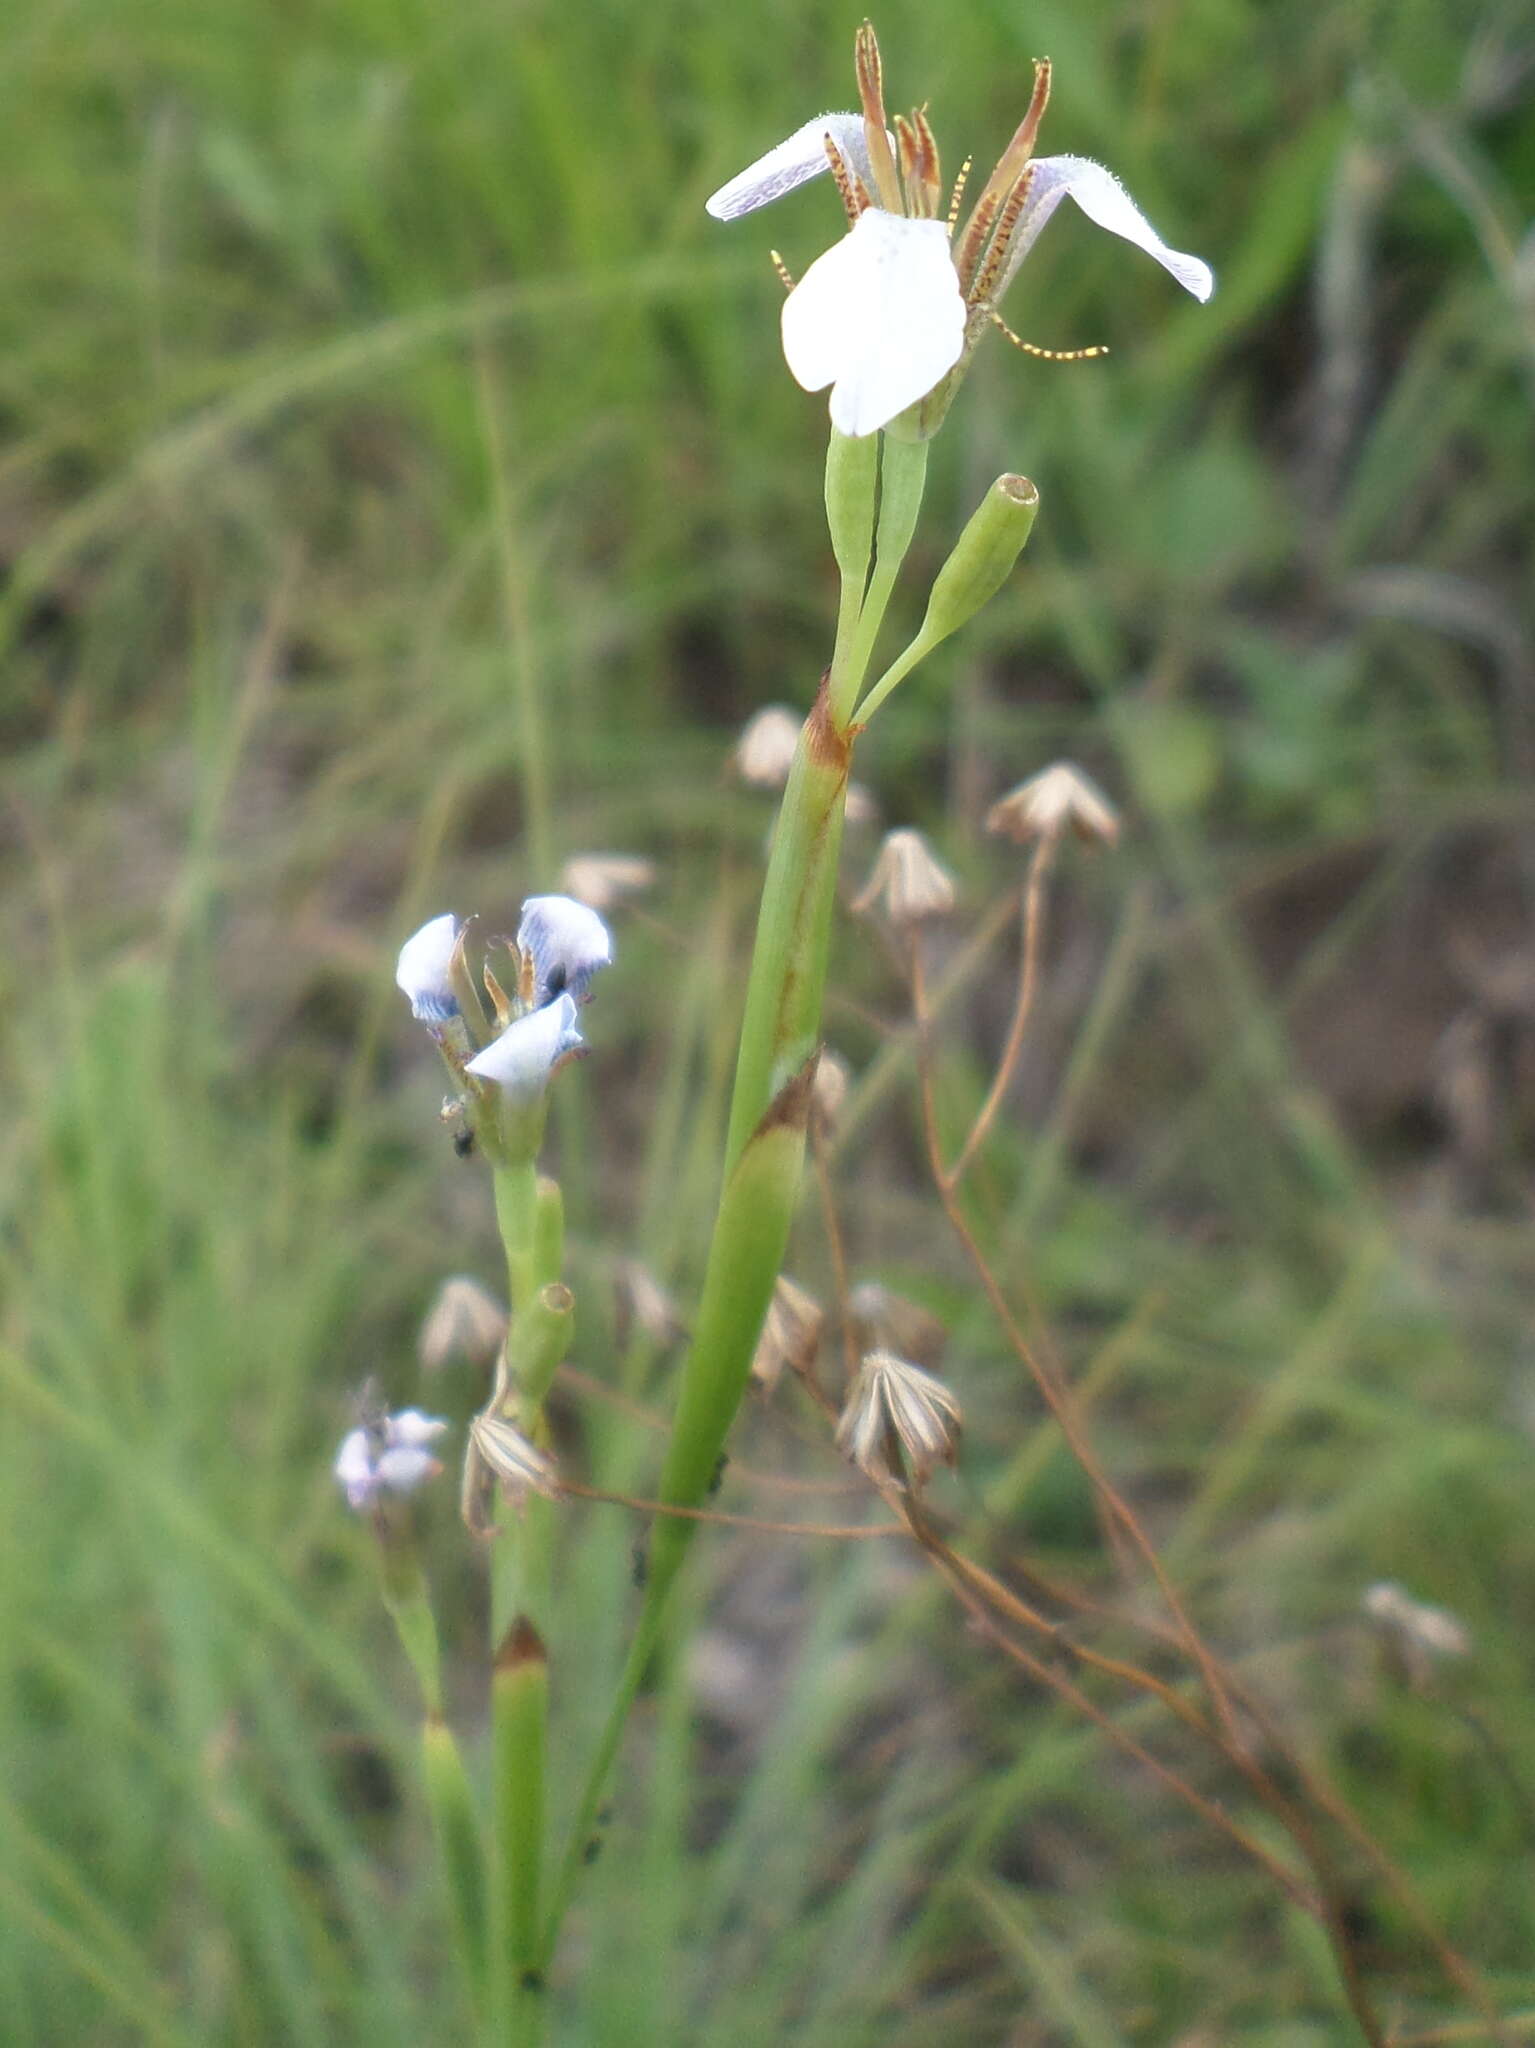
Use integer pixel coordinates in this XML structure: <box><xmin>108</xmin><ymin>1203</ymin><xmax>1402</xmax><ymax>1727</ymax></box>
<box><xmin>806</xmin><ymin>671</ymin><xmax>854</xmax><ymax>775</ymax></box>
<box><xmin>747</xmin><ymin>1050</ymin><xmax>819</xmax><ymax>1145</ymax></box>
<box><xmin>494</xmin><ymin>1614</ymin><xmax>547</xmax><ymax>1673</ymax></box>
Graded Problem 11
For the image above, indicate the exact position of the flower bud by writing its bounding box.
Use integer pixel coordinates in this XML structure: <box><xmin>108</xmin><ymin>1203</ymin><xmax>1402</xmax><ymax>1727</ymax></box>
<box><xmin>824</xmin><ymin>426</ymin><xmax>880</xmax><ymax>584</ymax></box>
<box><xmin>852</xmin><ymin>828</ymin><xmax>956</xmax><ymax>926</ymax></box>
<box><xmin>986</xmin><ymin>761</ymin><xmax>1120</xmax><ymax>848</ymax></box>
<box><xmin>915</xmin><ymin>475</ymin><xmax>1039</xmax><ymax>647</ymax></box>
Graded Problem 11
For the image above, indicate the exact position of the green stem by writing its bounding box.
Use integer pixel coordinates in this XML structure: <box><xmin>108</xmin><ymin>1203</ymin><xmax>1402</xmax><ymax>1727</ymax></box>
<box><xmin>542</xmin><ymin>425</ymin><xmax>929</xmax><ymax>1966</ymax></box>
<box><xmin>493</xmin><ymin>1618</ymin><xmax>549</xmax><ymax>2044</ymax></box>
<box><xmin>421</xmin><ymin>1715</ymin><xmax>489</xmax><ymax>2022</ymax></box>
<box><xmin>493</xmin><ymin>1163</ymin><xmax>540</xmax><ymax>1314</ymax></box>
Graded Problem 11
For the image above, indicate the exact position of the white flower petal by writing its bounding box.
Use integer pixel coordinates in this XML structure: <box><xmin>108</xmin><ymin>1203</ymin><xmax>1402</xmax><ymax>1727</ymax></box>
<box><xmin>1002</xmin><ymin>155</ymin><xmax>1214</xmax><ymax>302</ymax></box>
<box><xmin>465</xmin><ymin>993</ymin><xmax>583</xmax><ymax>1099</ymax></box>
<box><xmin>334</xmin><ymin>1427</ymin><xmax>376</xmax><ymax>1508</ymax></box>
<box><xmin>781</xmin><ymin>210</ymin><xmax>966</xmax><ymax>439</ymax></box>
<box><xmin>396</xmin><ymin>913</ymin><xmax>461</xmax><ymax>1022</ymax></box>
<box><xmin>517</xmin><ymin>894</ymin><xmax>613</xmax><ymax>1005</ymax></box>
<box><xmin>373</xmin><ymin>1444</ymin><xmax>440</xmax><ymax>1493</ymax></box>
<box><xmin>705</xmin><ymin>113</ymin><xmax>871</xmax><ymax>221</ymax></box>
<box><xmin>388</xmin><ymin>1409</ymin><xmax>450</xmax><ymax>1449</ymax></box>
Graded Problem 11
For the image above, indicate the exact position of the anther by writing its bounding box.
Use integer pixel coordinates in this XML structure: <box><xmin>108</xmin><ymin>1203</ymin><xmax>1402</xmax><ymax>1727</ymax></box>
<box><xmin>985</xmin><ymin>308</ymin><xmax>1108</xmax><ymax>362</ymax></box>
<box><xmin>769</xmin><ymin>249</ymin><xmax>796</xmax><ymax>294</ymax></box>
<box><xmin>946</xmin><ymin>156</ymin><xmax>972</xmax><ymax>234</ymax></box>
<box><xmin>970</xmin><ymin>164</ymin><xmax>1036</xmax><ymax>307</ymax></box>
<box><xmin>822</xmin><ymin>132</ymin><xmax>867</xmax><ymax>225</ymax></box>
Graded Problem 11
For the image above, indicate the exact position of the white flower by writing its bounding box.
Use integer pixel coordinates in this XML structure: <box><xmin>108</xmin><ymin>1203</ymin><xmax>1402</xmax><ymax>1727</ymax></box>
<box><xmin>396</xmin><ymin>913</ymin><xmax>461</xmax><ymax>1022</ymax></box>
<box><xmin>335</xmin><ymin>1407</ymin><xmax>449</xmax><ymax>1512</ymax></box>
<box><xmin>516</xmin><ymin>894</ymin><xmax>613</xmax><ymax>1005</ymax></box>
<box><xmin>705</xmin><ymin>31</ymin><xmax>1213</xmax><ymax>437</ymax></box>
<box><xmin>781</xmin><ymin>209</ymin><xmax>968</xmax><ymax>439</ymax></box>
<box><xmin>466</xmin><ymin>992</ymin><xmax>584</xmax><ymax>1099</ymax></box>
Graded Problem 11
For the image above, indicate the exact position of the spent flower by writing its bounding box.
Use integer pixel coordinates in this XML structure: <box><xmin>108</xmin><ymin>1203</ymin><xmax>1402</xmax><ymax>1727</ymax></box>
<box><xmin>836</xmin><ymin>1349</ymin><xmax>963</xmax><ymax>1489</ymax></box>
<box><xmin>750</xmin><ymin>1275</ymin><xmax>826</xmax><ymax>1394</ymax></box>
<box><xmin>853</xmin><ymin>827</ymin><xmax>956</xmax><ymax>925</ymax></box>
<box><xmin>558</xmin><ymin>853</ymin><xmax>656</xmax><ymax>914</ymax></box>
<box><xmin>418</xmin><ymin>1275</ymin><xmax>508</xmax><ymax>1374</ymax></box>
<box><xmin>986</xmin><ymin>761</ymin><xmax>1121</xmax><ymax>848</ymax></box>
<box><xmin>707</xmin><ymin>23</ymin><xmax>1213</xmax><ymax>438</ymax></box>
<box><xmin>732</xmin><ymin>704</ymin><xmax>803</xmax><ymax>788</ymax></box>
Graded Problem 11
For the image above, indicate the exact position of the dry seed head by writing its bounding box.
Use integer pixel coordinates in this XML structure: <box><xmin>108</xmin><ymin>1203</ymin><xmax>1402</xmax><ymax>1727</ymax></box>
<box><xmin>849</xmin><ymin>1282</ymin><xmax>948</xmax><ymax>1372</ymax></box>
<box><xmin>558</xmin><ymin>853</ymin><xmax>656</xmax><ymax>913</ymax></box>
<box><xmin>418</xmin><ymin>1275</ymin><xmax>508</xmax><ymax>1374</ymax></box>
<box><xmin>836</xmin><ymin>1349</ymin><xmax>962</xmax><ymax>1489</ymax></box>
<box><xmin>985</xmin><ymin>761</ymin><xmax>1120</xmax><ymax>848</ymax></box>
<box><xmin>852</xmin><ymin>828</ymin><xmax>956</xmax><ymax>925</ymax></box>
<box><xmin>843</xmin><ymin>781</ymin><xmax>880</xmax><ymax>829</ymax></box>
<box><xmin>751</xmin><ymin>1275</ymin><xmax>825</xmax><ymax>1395</ymax></box>
<box><xmin>733</xmin><ymin>705</ymin><xmax>802</xmax><ymax>788</ymax></box>
<box><xmin>468</xmin><ymin>1413</ymin><xmax>561</xmax><ymax>1511</ymax></box>
<box><xmin>614</xmin><ymin>1259</ymin><xmax>686</xmax><ymax>1347</ymax></box>
<box><xmin>1363</xmin><ymin>1582</ymin><xmax>1472</xmax><ymax>1672</ymax></box>
<box><xmin>811</xmin><ymin>1048</ymin><xmax>852</xmax><ymax>1134</ymax></box>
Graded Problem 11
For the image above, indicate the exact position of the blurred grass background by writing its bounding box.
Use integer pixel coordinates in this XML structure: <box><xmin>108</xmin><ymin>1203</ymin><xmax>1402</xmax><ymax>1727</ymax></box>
<box><xmin>2</xmin><ymin>0</ymin><xmax>1533</xmax><ymax>2039</ymax></box>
